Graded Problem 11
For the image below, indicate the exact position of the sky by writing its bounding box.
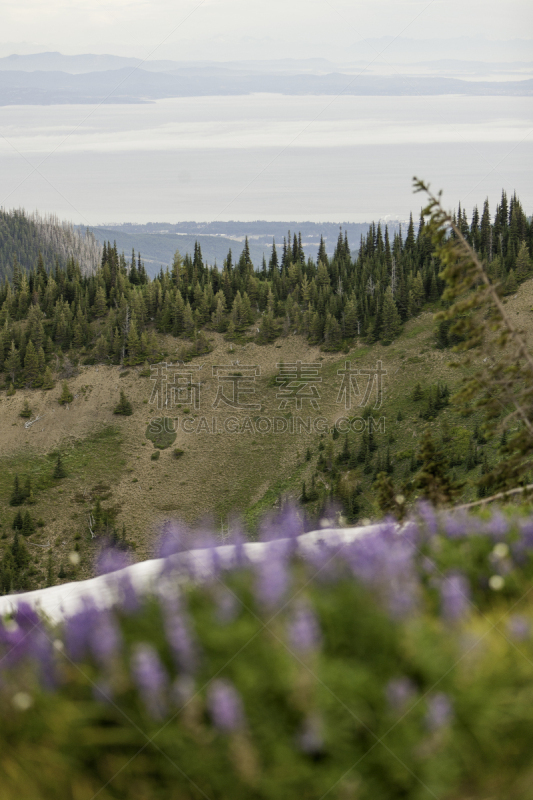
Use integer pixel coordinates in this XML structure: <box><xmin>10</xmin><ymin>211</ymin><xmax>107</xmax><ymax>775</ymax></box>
<box><xmin>2</xmin><ymin>0</ymin><xmax>533</xmax><ymax>61</ymax></box>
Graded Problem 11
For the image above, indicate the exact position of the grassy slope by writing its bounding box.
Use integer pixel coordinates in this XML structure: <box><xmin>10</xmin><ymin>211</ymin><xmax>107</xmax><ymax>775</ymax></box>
<box><xmin>1</xmin><ymin>278</ymin><xmax>532</xmax><ymax>588</ymax></box>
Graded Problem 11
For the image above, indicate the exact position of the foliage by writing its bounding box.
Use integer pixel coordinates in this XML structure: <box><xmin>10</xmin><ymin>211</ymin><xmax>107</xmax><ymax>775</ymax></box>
<box><xmin>58</xmin><ymin>381</ymin><xmax>73</xmax><ymax>405</ymax></box>
<box><xmin>415</xmin><ymin>179</ymin><xmax>533</xmax><ymax>494</ymax></box>
<box><xmin>2</xmin><ymin>507</ymin><xmax>533</xmax><ymax>798</ymax></box>
<box><xmin>113</xmin><ymin>389</ymin><xmax>133</xmax><ymax>416</ymax></box>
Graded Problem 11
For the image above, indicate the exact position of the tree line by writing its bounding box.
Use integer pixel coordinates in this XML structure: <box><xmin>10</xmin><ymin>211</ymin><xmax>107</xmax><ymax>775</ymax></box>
<box><xmin>0</xmin><ymin>190</ymin><xmax>531</xmax><ymax>389</ymax></box>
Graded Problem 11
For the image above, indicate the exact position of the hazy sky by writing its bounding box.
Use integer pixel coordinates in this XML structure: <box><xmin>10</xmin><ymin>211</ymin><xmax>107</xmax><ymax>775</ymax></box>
<box><xmin>2</xmin><ymin>0</ymin><xmax>533</xmax><ymax>60</ymax></box>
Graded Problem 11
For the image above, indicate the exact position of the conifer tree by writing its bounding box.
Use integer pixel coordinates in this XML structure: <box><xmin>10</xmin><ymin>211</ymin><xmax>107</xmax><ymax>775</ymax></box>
<box><xmin>415</xmin><ymin>429</ymin><xmax>455</xmax><ymax>506</ymax></box>
<box><xmin>12</xmin><ymin>510</ymin><xmax>23</xmax><ymax>530</ymax></box>
<box><xmin>5</xmin><ymin>340</ymin><xmax>20</xmax><ymax>384</ymax></box>
<box><xmin>23</xmin><ymin>340</ymin><xmax>40</xmax><ymax>387</ymax></box>
<box><xmin>42</xmin><ymin>366</ymin><xmax>55</xmax><ymax>390</ymax></box>
<box><xmin>114</xmin><ymin>389</ymin><xmax>133</xmax><ymax>416</ymax></box>
<box><xmin>10</xmin><ymin>474</ymin><xmax>25</xmax><ymax>506</ymax></box>
<box><xmin>19</xmin><ymin>399</ymin><xmax>32</xmax><ymax>418</ymax></box>
<box><xmin>381</xmin><ymin>287</ymin><xmax>402</xmax><ymax>344</ymax></box>
<box><xmin>58</xmin><ymin>381</ymin><xmax>73</xmax><ymax>405</ymax></box>
<box><xmin>22</xmin><ymin>511</ymin><xmax>34</xmax><ymax>536</ymax></box>
<box><xmin>53</xmin><ymin>453</ymin><xmax>67</xmax><ymax>479</ymax></box>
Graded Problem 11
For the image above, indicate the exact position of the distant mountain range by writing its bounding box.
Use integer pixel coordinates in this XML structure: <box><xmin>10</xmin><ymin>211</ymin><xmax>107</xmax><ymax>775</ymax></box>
<box><xmin>0</xmin><ymin>49</ymin><xmax>531</xmax><ymax>105</ymax></box>
<box><xmin>91</xmin><ymin>220</ymin><xmax>387</xmax><ymax>274</ymax></box>
<box><xmin>0</xmin><ymin>65</ymin><xmax>530</xmax><ymax>105</ymax></box>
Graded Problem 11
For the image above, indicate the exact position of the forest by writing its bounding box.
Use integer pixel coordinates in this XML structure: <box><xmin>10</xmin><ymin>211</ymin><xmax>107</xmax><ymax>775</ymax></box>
<box><xmin>1</xmin><ymin>189</ymin><xmax>531</xmax><ymax>387</ymax></box>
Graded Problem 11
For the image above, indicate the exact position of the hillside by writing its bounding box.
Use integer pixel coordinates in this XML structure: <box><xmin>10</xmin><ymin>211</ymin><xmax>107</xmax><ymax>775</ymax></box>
<box><xmin>1</xmin><ymin>275</ymin><xmax>532</xmax><ymax>590</ymax></box>
<box><xmin>0</xmin><ymin>188</ymin><xmax>531</xmax><ymax>594</ymax></box>
<box><xmin>0</xmin><ymin>209</ymin><xmax>101</xmax><ymax>281</ymax></box>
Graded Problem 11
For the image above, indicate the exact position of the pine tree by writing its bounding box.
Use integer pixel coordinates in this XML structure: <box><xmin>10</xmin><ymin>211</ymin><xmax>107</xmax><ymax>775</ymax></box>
<box><xmin>19</xmin><ymin>399</ymin><xmax>32</xmax><ymax>418</ymax></box>
<box><xmin>114</xmin><ymin>389</ymin><xmax>133</xmax><ymax>416</ymax></box>
<box><xmin>42</xmin><ymin>366</ymin><xmax>55</xmax><ymax>390</ymax></box>
<box><xmin>373</xmin><ymin>471</ymin><xmax>396</xmax><ymax>515</ymax></box>
<box><xmin>22</xmin><ymin>511</ymin><xmax>34</xmax><ymax>536</ymax></box>
<box><xmin>58</xmin><ymin>381</ymin><xmax>73</xmax><ymax>405</ymax></box>
<box><xmin>5</xmin><ymin>340</ymin><xmax>20</xmax><ymax>384</ymax></box>
<box><xmin>53</xmin><ymin>453</ymin><xmax>67</xmax><ymax>479</ymax></box>
<box><xmin>381</xmin><ymin>286</ymin><xmax>402</xmax><ymax>344</ymax></box>
<box><xmin>23</xmin><ymin>340</ymin><xmax>40</xmax><ymax>387</ymax></box>
<box><xmin>12</xmin><ymin>510</ymin><xmax>23</xmax><ymax>530</ymax></box>
<box><xmin>10</xmin><ymin>474</ymin><xmax>25</xmax><ymax>506</ymax></box>
<box><xmin>415</xmin><ymin>429</ymin><xmax>455</xmax><ymax>506</ymax></box>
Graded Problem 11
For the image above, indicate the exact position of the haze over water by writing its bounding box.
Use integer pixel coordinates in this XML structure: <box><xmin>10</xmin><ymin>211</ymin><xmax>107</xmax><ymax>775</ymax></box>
<box><xmin>0</xmin><ymin>94</ymin><xmax>531</xmax><ymax>225</ymax></box>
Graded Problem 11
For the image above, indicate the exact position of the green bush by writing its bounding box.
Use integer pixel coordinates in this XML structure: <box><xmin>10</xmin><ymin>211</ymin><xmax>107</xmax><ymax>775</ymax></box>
<box><xmin>2</xmin><ymin>507</ymin><xmax>533</xmax><ymax>798</ymax></box>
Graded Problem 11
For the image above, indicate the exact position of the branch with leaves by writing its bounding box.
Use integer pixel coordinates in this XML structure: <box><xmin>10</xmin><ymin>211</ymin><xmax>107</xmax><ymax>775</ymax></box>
<box><xmin>414</xmin><ymin>178</ymin><xmax>533</xmax><ymax>492</ymax></box>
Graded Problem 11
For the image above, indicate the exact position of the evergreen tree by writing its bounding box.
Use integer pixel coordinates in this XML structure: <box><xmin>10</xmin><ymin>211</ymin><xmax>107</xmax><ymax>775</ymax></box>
<box><xmin>53</xmin><ymin>453</ymin><xmax>67</xmax><ymax>479</ymax></box>
<box><xmin>58</xmin><ymin>381</ymin><xmax>73</xmax><ymax>405</ymax></box>
<box><xmin>10</xmin><ymin>474</ymin><xmax>25</xmax><ymax>506</ymax></box>
<box><xmin>42</xmin><ymin>366</ymin><xmax>55</xmax><ymax>390</ymax></box>
<box><xmin>114</xmin><ymin>389</ymin><xmax>133</xmax><ymax>416</ymax></box>
<box><xmin>12</xmin><ymin>510</ymin><xmax>23</xmax><ymax>530</ymax></box>
<box><xmin>22</xmin><ymin>511</ymin><xmax>34</xmax><ymax>536</ymax></box>
<box><xmin>23</xmin><ymin>340</ymin><xmax>40</xmax><ymax>387</ymax></box>
<box><xmin>5</xmin><ymin>340</ymin><xmax>20</xmax><ymax>384</ymax></box>
<box><xmin>19</xmin><ymin>399</ymin><xmax>32</xmax><ymax>418</ymax></box>
<box><xmin>415</xmin><ymin>429</ymin><xmax>455</xmax><ymax>506</ymax></box>
<box><xmin>381</xmin><ymin>287</ymin><xmax>402</xmax><ymax>344</ymax></box>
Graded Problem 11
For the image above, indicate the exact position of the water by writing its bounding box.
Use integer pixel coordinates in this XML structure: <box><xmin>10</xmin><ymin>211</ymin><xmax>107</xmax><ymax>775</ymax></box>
<box><xmin>0</xmin><ymin>94</ymin><xmax>531</xmax><ymax>224</ymax></box>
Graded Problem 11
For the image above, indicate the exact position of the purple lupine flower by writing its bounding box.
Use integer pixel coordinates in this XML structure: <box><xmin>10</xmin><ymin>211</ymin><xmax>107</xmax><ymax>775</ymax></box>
<box><xmin>157</xmin><ymin>521</ymin><xmax>186</xmax><ymax>559</ymax></box>
<box><xmin>440</xmin><ymin>571</ymin><xmax>471</xmax><ymax>622</ymax></box>
<box><xmin>64</xmin><ymin>601</ymin><xmax>100</xmax><ymax>662</ymax></box>
<box><xmin>386</xmin><ymin>677</ymin><xmax>416</xmax><ymax>712</ymax></box>
<box><xmin>425</xmin><ymin>693</ymin><xmax>453</xmax><ymax>731</ymax></box>
<box><xmin>416</xmin><ymin>501</ymin><xmax>439</xmax><ymax>536</ymax></box>
<box><xmin>343</xmin><ymin>525</ymin><xmax>419</xmax><ymax>618</ymax></box>
<box><xmin>255</xmin><ymin>544</ymin><xmax>290</xmax><ymax>610</ymax></box>
<box><xmin>117</xmin><ymin>572</ymin><xmax>140</xmax><ymax>615</ymax></box>
<box><xmin>162</xmin><ymin>595</ymin><xmax>197</xmax><ymax>674</ymax></box>
<box><xmin>89</xmin><ymin>610</ymin><xmax>121</xmax><ymax>668</ymax></box>
<box><xmin>95</xmin><ymin>546</ymin><xmax>131</xmax><ymax>576</ymax></box>
<box><xmin>131</xmin><ymin>643</ymin><xmax>169</xmax><ymax>718</ymax></box>
<box><xmin>228</xmin><ymin>528</ymin><xmax>249</xmax><ymax>569</ymax></box>
<box><xmin>215</xmin><ymin>587</ymin><xmax>239</xmax><ymax>624</ymax></box>
<box><xmin>486</xmin><ymin>510</ymin><xmax>509</xmax><ymax>540</ymax></box>
<box><xmin>296</xmin><ymin>714</ymin><xmax>324</xmax><ymax>754</ymax></box>
<box><xmin>443</xmin><ymin>512</ymin><xmax>469</xmax><ymax>539</ymax></box>
<box><xmin>207</xmin><ymin>679</ymin><xmax>244</xmax><ymax>732</ymax></box>
<box><xmin>288</xmin><ymin>601</ymin><xmax>321</xmax><ymax>654</ymax></box>
<box><xmin>506</xmin><ymin>614</ymin><xmax>530</xmax><ymax>641</ymax></box>
<box><xmin>0</xmin><ymin>604</ymin><xmax>58</xmax><ymax>688</ymax></box>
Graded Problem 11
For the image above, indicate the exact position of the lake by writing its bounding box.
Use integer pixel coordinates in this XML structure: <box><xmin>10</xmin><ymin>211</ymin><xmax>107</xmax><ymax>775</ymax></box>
<box><xmin>0</xmin><ymin>94</ymin><xmax>531</xmax><ymax>224</ymax></box>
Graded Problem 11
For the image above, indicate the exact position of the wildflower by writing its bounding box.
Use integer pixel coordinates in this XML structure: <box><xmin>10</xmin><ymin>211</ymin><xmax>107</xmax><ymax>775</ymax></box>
<box><xmin>95</xmin><ymin>546</ymin><xmax>131</xmax><ymax>576</ymax></box>
<box><xmin>254</xmin><ymin>541</ymin><xmax>290</xmax><ymax>610</ymax></box>
<box><xmin>131</xmin><ymin>643</ymin><xmax>169</xmax><ymax>718</ymax></box>
<box><xmin>489</xmin><ymin>575</ymin><xmax>505</xmax><ymax>591</ymax></box>
<box><xmin>425</xmin><ymin>693</ymin><xmax>453</xmax><ymax>731</ymax></box>
<box><xmin>296</xmin><ymin>714</ymin><xmax>324</xmax><ymax>755</ymax></box>
<box><xmin>207</xmin><ymin>679</ymin><xmax>244</xmax><ymax>732</ymax></box>
<box><xmin>440</xmin><ymin>571</ymin><xmax>471</xmax><ymax>622</ymax></box>
<box><xmin>492</xmin><ymin>542</ymin><xmax>509</xmax><ymax>559</ymax></box>
<box><xmin>288</xmin><ymin>600</ymin><xmax>321</xmax><ymax>654</ymax></box>
<box><xmin>506</xmin><ymin>614</ymin><xmax>530</xmax><ymax>640</ymax></box>
<box><xmin>12</xmin><ymin>692</ymin><xmax>33</xmax><ymax>711</ymax></box>
<box><xmin>162</xmin><ymin>595</ymin><xmax>197</xmax><ymax>674</ymax></box>
<box><xmin>386</xmin><ymin>677</ymin><xmax>416</xmax><ymax>712</ymax></box>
